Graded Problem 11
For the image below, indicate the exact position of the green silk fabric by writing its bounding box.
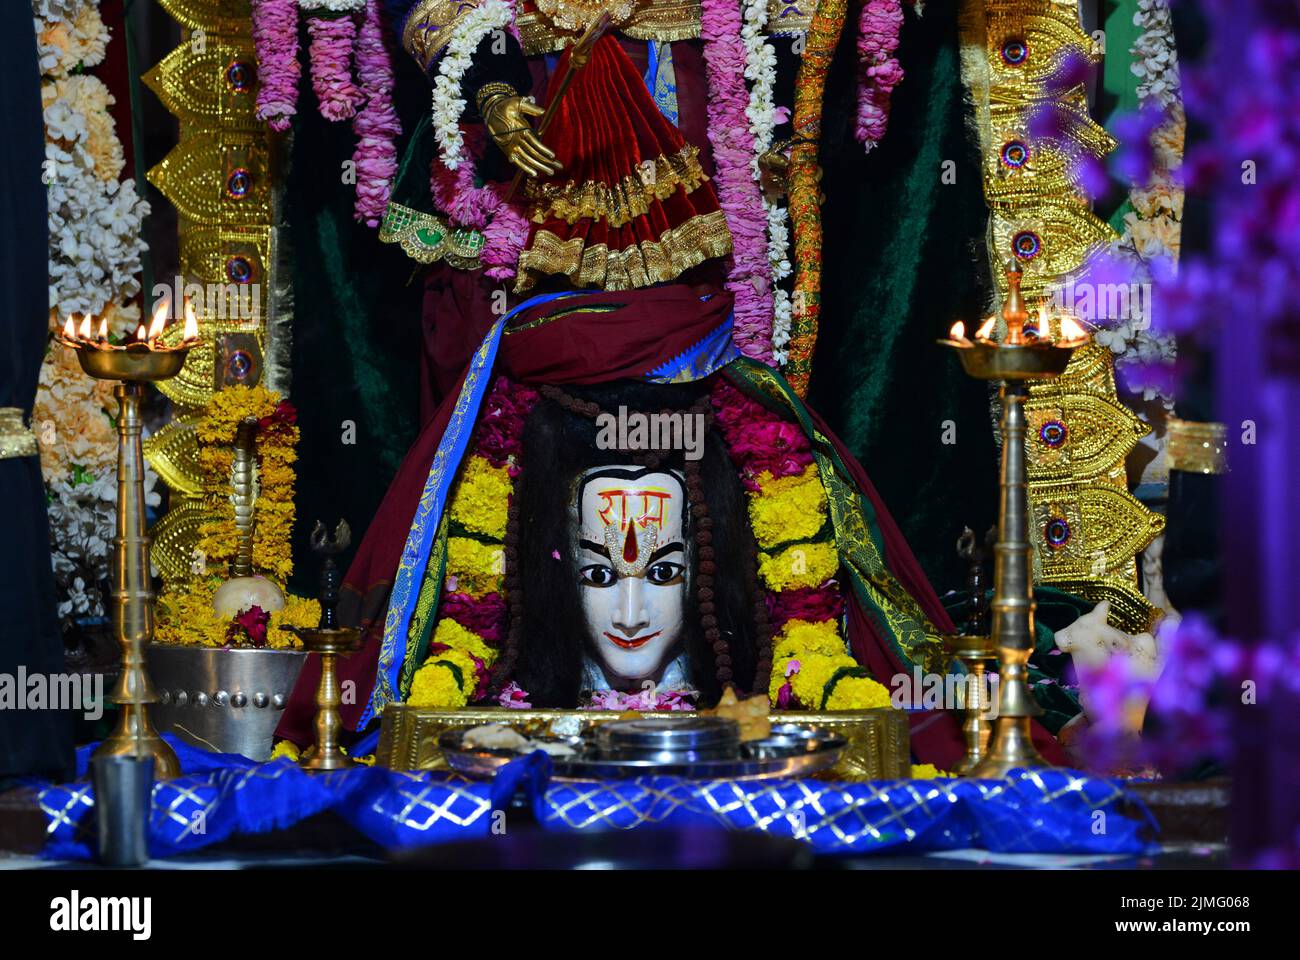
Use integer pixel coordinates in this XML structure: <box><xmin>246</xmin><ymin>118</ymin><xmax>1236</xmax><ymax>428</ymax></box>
<box><xmin>808</xmin><ymin>7</ymin><xmax>999</xmax><ymax>594</ymax></box>
<box><xmin>283</xmin><ymin>59</ymin><xmax>430</xmax><ymax>596</ymax></box>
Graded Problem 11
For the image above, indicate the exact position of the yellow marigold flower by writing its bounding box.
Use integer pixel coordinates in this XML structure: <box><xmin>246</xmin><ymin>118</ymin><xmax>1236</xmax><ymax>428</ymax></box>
<box><xmin>909</xmin><ymin>764</ymin><xmax>952</xmax><ymax>779</ymax></box>
<box><xmin>825</xmin><ymin>674</ymin><xmax>893</xmax><ymax>711</ymax></box>
<box><xmin>268</xmin><ymin>595</ymin><xmax>319</xmax><ymax>649</ymax></box>
<box><xmin>431</xmin><ymin>617</ymin><xmax>498</xmax><ymax>668</ymax></box>
<box><xmin>748</xmin><ymin>465</ymin><xmax>826</xmax><ymax>549</ymax></box>
<box><xmin>408</xmin><ymin>660</ymin><xmax>469</xmax><ymax>709</ymax></box>
<box><xmin>447</xmin><ymin>537</ymin><xmax>505</xmax><ymax>596</ymax></box>
<box><xmin>270</xmin><ymin>741</ymin><xmax>301</xmax><ymax>762</ymax></box>
<box><xmin>772</xmin><ymin>618</ymin><xmax>845</xmax><ymax>662</ymax></box>
<box><xmin>449</xmin><ymin>455</ymin><xmax>511</xmax><ymax>540</ymax></box>
<box><xmin>788</xmin><ymin>652</ymin><xmax>858</xmax><ymax>708</ymax></box>
<box><xmin>757</xmin><ymin>541</ymin><xmax>839</xmax><ymax>591</ymax></box>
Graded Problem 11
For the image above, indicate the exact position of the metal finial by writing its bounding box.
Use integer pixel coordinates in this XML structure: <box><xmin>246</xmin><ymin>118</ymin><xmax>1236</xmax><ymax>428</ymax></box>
<box><xmin>1002</xmin><ymin>260</ymin><xmax>1029</xmax><ymax>345</ymax></box>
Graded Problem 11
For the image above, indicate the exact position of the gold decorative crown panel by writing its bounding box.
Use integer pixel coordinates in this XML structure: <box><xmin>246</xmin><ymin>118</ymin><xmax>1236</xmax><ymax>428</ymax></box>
<box><xmin>143</xmin><ymin>38</ymin><xmax>261</xmax><ymax>130</ymax></box>
<box><xmin>148</xmin><ymin>132</ymin><xmax>273</xmax><ymax>225</ymax></box>
<box><xmin>961</xmin><ymin>0</ymin><xmax>1163</xmax><ymax>633</ymax></box>
<box><xmin>157</xmin><ymin>0</ymin><xmax>254</xmax><ymax>34</ymax></box>
<box><xmin>145</xmin><ymin>0</ymin><xmax>278</xmax><ymax>586</ymax></box>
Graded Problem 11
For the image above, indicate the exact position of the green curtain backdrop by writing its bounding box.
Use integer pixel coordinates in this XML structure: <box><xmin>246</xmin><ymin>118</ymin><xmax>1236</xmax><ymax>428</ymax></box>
<box><xmin>284</xmin><ymin>52</ymin><xmax>429</xmax><ymax>596</ymax></box>
<box><xmin>808</xmin><ymin>6</ymin><xmax>999</xmax><ymax>594</ymax></box>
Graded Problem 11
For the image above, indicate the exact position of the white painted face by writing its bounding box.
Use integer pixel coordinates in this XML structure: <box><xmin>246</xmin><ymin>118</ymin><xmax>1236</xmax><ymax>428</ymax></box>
<box><xmin>571</xmin><ymin>467</ymin><xmax>689</xmax><ymax>687</ymax></box>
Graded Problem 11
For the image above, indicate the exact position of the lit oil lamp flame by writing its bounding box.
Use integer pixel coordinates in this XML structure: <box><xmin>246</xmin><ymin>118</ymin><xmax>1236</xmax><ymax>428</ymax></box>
<box><xmin>1059</xmin><ymin>315</ymin><xmax>1088</xmax><ymax>343</ymax></box>
<box><xmin>97</xmin><ymin>315</ymin><xmax>108</xmax><ymax>341</ymax></box>
<box><xmin>78</xmin><ymin>315</ymin><xmax>93</xmax><ymax>340</ymax></box>
<box><xmin>949</xmin><ymin>321</ymin><xmax>967</xmax><ymax>341</ymax></box>
<box><xmin>183</xmin><ymin>299</ymin><xmax>198</xmax><ymax>341</ymax></box>
<box><xmin>148</xmin><ymin>301</ymin><xmax>168</xmax><ymax>340</ymax></box>
<box><xmin>136</xmin><ymin>323</ymin><xmax>147</xmax><ymax>341</ymax></box>
<box><xmin>63</xmin><ymin>316</ymin><xmax>76</xmax><ymax>340</ymax></box>
<box><xmin>976</xmin><ymin>317</ymin><xmax>996</xmax><ymax>340</ymax></box>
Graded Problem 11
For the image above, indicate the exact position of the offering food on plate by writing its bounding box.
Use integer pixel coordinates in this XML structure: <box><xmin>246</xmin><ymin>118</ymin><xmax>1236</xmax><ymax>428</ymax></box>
<box><xmin>702</xmin><ymin>686</ymin><xmax>772</xmax><ymax>741</ymax></box>
<box><xmin>528</xmin><ymin>739</ymin><xmax>579</xmax><ymax>758</ymax></box>
<box><xmin>462</xmin><ymin>723</ymin><xmax>530</xmax><ymax>752</ymax></box>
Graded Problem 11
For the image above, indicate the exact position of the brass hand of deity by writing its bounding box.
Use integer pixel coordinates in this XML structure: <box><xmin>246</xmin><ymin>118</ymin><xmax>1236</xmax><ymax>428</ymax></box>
<box><xmin>481</xmin><ymin>90</ymin><xmax>562</xmax><ymax>178</ymax></box>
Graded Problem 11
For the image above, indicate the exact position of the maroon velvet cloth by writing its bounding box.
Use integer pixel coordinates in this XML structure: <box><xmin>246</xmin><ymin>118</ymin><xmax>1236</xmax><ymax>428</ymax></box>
<box><xmin>522</xmin><ymin>36</ymin><xmax>724</xmax><ymax>286</ymax></box>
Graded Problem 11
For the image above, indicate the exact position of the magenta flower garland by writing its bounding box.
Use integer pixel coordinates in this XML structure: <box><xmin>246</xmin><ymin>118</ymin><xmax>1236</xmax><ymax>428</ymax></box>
<box><xmin>854</xmin><ymin>0</ymin><xmax>904</xmax><ymax>149</ymax></box>
<box><xmin>430</xmin><ymin>128</ymin><xmax>529</xmax><ymax>280</ymax></box>
<box><xmin>251</xmin><ymin>0</ymin><xmax>301</xmax><ymax>132</ymax></box>
<box><xmin>701</xmin><ymin>0</ymin><xmax>775</xmax><ymax>365</ymax></box>
<box><xmin>351</xmin><ymin>0</ymin><xmax>401</xmax><ymax>226</ymax></box>
<box><xmin>306</xmin><ymin>12</ymin><xmax>365</xmax><ymax>121</ymax></box>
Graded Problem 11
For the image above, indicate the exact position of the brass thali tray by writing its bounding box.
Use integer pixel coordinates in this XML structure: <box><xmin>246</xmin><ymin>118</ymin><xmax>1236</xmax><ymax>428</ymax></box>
<box><xmin>438</xmin><ymin>719</ymin><xmax>847</xmax><ymax>782</ymax></box>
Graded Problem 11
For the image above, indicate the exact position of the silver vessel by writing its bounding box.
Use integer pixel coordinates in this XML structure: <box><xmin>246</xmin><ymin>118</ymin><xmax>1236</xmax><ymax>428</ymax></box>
<box><xmin>148</xmin><ymin>644</ymin><xmax>307</xmax><ymax>761</ymax></box>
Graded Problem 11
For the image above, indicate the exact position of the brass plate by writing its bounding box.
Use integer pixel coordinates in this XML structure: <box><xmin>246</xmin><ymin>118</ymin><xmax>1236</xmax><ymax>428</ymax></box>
<box><xmin>378</xmin><ymin>705</ymin><xmax>911</xmax><ymax>781</ymax></box>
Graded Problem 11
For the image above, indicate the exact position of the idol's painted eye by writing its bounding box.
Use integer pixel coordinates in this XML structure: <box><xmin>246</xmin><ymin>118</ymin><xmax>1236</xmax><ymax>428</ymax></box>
<box><xmin>580</xmin><ymin>564</ymin><xmax>617</xmax><ymax>587</ymax></box>
<box><xmin>646</xmin><ymin>561</ymin><xmax>685</xmax><ymax>586</ymax></box>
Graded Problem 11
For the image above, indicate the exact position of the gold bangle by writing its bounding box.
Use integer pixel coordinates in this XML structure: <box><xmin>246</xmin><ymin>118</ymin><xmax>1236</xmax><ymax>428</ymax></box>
<box><xmin>476</xmin><ymin>82</ymin><xmax>518</xmax><ymax>113</ymax></box>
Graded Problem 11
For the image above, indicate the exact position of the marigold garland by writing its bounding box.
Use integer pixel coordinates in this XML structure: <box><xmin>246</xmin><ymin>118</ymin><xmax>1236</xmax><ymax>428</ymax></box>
<box><xmin>155</xmin><ymin>385</ymin><xmax>319</xmax><ymax>648</ymax></box>
<box><xmin>407</xmin><ymin>376</ymin><xmax>537</xmax><ymax>707</ymax></box>
<box><xmin>709</xmin><ymin>377</ymin><xmax>892</xmax><ymax>711</ymax></box>
<box><xmin>195</xmin><ymin>385</ymin><xmax>300</xmax><ymax>585</ymax></box>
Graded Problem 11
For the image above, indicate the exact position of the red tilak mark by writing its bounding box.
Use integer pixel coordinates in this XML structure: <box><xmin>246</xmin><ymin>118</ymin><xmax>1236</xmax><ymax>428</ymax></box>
<box><xmin>623</xmin><ymin>524</ymin><xmax>638</xmax><ymax>564</ymax></box>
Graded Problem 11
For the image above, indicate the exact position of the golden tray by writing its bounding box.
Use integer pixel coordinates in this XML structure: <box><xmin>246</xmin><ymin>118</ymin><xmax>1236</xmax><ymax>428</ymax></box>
<box><xmin>377</xmin><ymin>704</ymin><xmax>910</xmax><ymax>781</ymax></box>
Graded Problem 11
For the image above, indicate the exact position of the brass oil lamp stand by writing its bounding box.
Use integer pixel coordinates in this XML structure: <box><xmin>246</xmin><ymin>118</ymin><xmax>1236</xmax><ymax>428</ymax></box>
<box><xmin>290</xmin><ymin>520</ymin><xmax>360</xmax><ymax>771</ymax></box>
<box><xmin>940</xmin><ymin>262</ymin><xmax>1087</xmax><ymax>777</ymax></box>
<box><xmin>945</xmin><ymin>633</ymin><xmax>998</xmax><ymax>775</ymax></box>
<box><xmin>61</xmin><ymin>314</ymin><xmax>200</xmax><ymax>781</ymax></box>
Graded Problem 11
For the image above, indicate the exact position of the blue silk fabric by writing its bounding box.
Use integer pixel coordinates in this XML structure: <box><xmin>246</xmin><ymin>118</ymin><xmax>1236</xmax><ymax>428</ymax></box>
<box><xmin>34</xmin><ymin>738</ymin><xmax>1156</xmax><ymax>860</ymax></box>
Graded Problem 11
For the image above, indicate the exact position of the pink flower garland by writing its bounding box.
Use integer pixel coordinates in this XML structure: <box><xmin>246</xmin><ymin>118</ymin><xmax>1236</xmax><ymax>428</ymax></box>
<box><xmin>306</xmin><ymin>13</ymin><xmax>364</xmax><ymax>121</ymax></box>
<box><xmin>701</xmin><ymin>0</ymin><xmax>775</xmax><ymax>365</ymax></box>
<box><xmin>251</xmin><ymin>0</ymin><xmax>301</xmax><ymax>131</ymax></box>
<box><xmin>855</xmin><ymin>0</ymin><xmax>905</xmax><ymax>149</ymax></box>
<box><xmin>585</xmin><ymin>687</ymin><xmax>698</xmax><ymax>711</ymax></box>
<box><xmin>351</xmin><ymin>0</ymin><xmax>401</xmax><ymax>226</ymax></box>
<box><xmin>710</xmin><ymin>379</ymin><xmax>813</xmax><ymax>490</ymax></box>
<box><xmin>430</xmin><ymin>129</ymin><xmax>530</xmax><ymax>281</ymax></box>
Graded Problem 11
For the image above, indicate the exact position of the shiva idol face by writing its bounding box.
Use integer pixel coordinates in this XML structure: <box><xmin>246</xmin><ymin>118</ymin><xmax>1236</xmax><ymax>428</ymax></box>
<box><xmin>570</xmin><ymin>466</ymin><xmax>689</xmax><ymax>689</ymax></box>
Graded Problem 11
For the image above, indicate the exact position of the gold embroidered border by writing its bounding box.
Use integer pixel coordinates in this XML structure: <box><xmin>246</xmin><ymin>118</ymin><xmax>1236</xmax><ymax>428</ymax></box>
<box><xmin>524</xmin><ymin>145</ymin><xmax>710</xmax><ymax>228</ymax></box>
<box><xmin>515</xmin><ymin>207</ymin><xmax>732</xmax><ymax>291</ymax></box>
<box><xmin>403</xmin><ymin>0</ymin><xmax>485</xmax><ymax>70</ymax></box>
<box><xmin>518</xmin><ymin>0</ymin><xmax>701</xmax><ymax>55</ymax></box>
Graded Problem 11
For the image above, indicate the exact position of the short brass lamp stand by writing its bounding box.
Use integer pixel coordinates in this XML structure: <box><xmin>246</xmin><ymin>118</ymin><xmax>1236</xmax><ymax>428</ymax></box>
<box><xmin>289</xmin><ymin>520</ymin><xmax>361</xmax><ymax>771</ymax></box>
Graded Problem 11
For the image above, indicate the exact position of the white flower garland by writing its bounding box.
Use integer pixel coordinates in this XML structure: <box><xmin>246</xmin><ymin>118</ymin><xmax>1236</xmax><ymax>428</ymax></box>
<box><xmin>1131</xmin><ymin>0</ymin><xmax>1181</xmax><ymax>109</ymax></box>
<box><xmin>32</xmin><ymin>0</ymin><xmax>157</xmax><ymax>627</ymax></box>
<box><xmin>1098</xmin><ymin>0</ymin><xmax>1182</xmax><ymax>400</ymax></box>
<box><xmin>296</xmin><ymin>0</ymin><xmax>367</xmax><ymax>11</ymax></box>
<box><xmin>740</xmin><ymin>0</ymin><xmax>794</xmax><ymax>361</ymax></box>
<box><xmin>431</xmin><ymin>0</ymin><xmax>513</xmax><ymax>169</ymax></box>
